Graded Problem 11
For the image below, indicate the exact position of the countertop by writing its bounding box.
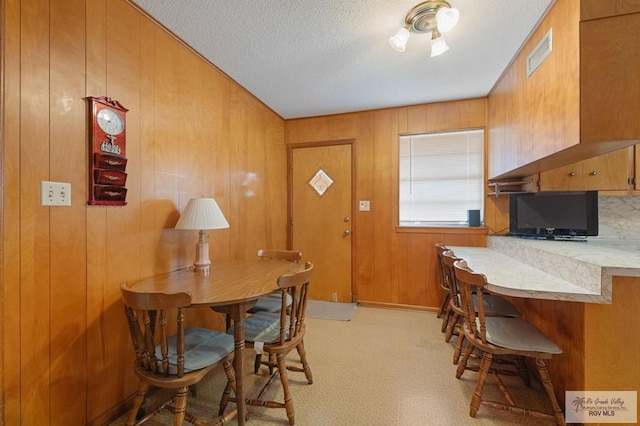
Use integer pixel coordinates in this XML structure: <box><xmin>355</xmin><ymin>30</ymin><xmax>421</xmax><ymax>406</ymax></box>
<box><xmin>450</xmin><ymin>236</ymin><xmax>640</xmax><ymax>303</ymax></box>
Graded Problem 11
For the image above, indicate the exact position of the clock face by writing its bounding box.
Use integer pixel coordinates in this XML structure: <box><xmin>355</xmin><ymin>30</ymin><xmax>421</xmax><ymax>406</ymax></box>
<box><xmin>96</xmin><ymin>107</ymin><xmax>125</xmax><ymax>136</ymax></box>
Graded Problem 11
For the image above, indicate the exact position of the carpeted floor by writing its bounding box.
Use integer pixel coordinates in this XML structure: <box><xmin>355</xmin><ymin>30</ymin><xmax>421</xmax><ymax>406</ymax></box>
<box><xmin>304</xmin><ymin>300</ymin><xmax>356</xmax><ymax>321</ymax></box>
<box><xmin>109</xmin><ymin>307</ymin><xmax>559</xmax><ymax>425</ymax></box>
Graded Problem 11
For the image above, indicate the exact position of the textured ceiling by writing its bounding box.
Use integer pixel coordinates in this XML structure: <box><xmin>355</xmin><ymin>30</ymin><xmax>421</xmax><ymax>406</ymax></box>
<box><xmin>130</xmin><ymin>0</ymin><xmax>554</xmax><ymax>119</ymax></box>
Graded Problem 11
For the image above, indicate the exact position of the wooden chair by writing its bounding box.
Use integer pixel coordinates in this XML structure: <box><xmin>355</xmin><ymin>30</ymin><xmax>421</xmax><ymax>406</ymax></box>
<box><xmin>248</xmin><ymin>249</ymin><xmax>302</xmax><ymax>314</ymax></box>
<box><xmin>120</xmin><ymin>284</ymin><xmax>237</xmax><ymax>426</ymax></box>
<box><xmin>453</xmin><ymin>259</ymin><xmax>566</xmax><ymax>426</ymax></box>
<box><xmin>221</xmin><ymin>261</ymin><xmax>314</xmax><ymax>426</ymax></box>
<box><xmin>435</xmin><ymin>243</ymin><xmax>451</xmax><ymax>325</ymax></box>
<box><xmin>441</xmin><ymin>249</ymin><xmax>520</xmax><ymax>365</ymax></box>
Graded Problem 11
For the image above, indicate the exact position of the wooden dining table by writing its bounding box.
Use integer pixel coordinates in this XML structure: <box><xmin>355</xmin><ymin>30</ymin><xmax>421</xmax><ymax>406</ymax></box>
<box><xmin>130</xmin><ymin>259</ymin><xmax>304</xmax><ymax>425</ymax></box>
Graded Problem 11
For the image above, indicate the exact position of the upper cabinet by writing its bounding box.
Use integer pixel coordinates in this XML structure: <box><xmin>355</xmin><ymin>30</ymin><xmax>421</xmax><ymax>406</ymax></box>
<box><xmin>488</xmin><ymin>0</ymin><xmax>640</xmax><ymax>181</ymax></box>
<box><xmin>581</xmin><ymin>0</ymin><xmax>640</xmax><ymax>20</ymax></box>
<box><xmin>539</xmin><ymin>146</ymin><xmax>633</xmax><ymax>192</ymax></box>
<box><xmin>581</xmin><ymin>13</ymin><xmax>640</xmax><ymax>144</ymax></box>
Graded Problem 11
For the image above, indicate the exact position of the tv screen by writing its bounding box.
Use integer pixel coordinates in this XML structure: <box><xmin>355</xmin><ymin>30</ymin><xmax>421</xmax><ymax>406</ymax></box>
<box><xmin>509</xmin><ymin>191</ymin><xmax>598</xmax><ymax>238</ymax></box>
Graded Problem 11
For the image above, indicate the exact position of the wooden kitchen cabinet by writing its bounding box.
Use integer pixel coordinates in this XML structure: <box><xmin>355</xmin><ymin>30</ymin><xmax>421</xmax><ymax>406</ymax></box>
<box><xmin>581</xmin><ymin>13</ymin><xmax>640</xmax><ymax>144</ymax></box>
<box><xmin>581</xmin><ymin>0</ymin><xmax>640</xmax><ymax>20</ymax></box>
<box><xmin>539</xmin><ymin>147</ymin><xmax>632</xmax><ymax>191</ymax></box>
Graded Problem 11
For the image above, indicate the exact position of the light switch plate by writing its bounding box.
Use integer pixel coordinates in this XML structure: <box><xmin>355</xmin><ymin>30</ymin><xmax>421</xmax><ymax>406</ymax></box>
<box><xmin>359</xmin><ymin>200</ymin><xmax>370</xmax><ymax>211</ymax></box>
<box><xmin>41</xmin><ymin>181</ymin><xmax>71</xmax><ymax>206</ymax></box>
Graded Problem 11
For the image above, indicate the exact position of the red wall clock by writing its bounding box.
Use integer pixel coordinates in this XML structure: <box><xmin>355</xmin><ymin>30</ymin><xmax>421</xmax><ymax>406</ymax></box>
<box><xmin>87</xmin><ymin>96</ymin><xmax>129</xmax><ymax>205</ymax></box>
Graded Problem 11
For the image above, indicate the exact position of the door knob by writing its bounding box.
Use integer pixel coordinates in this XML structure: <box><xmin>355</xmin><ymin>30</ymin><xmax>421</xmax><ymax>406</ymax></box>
<box><xmin>343</xmin><ymin>230</ymin><xmax>351</xmax><ymax>236</ymax></box>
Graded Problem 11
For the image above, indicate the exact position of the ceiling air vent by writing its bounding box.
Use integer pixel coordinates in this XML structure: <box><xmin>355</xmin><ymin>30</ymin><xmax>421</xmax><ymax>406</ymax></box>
<box><xmin>527</xmin><ymin>29</ymin><xmax>553</xmax><ymax>77</ymax></box>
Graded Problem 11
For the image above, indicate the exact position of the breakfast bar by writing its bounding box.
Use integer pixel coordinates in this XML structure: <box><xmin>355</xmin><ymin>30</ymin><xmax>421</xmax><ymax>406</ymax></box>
<box><xmin>450</xmin><ymin>235</ymin><xmax>640</xmax><ymax>409</ymax></box>
<box><xmin>451</xmin><ymin>235</ymin><xmax>640</xmax><ymax>303</ymax></box>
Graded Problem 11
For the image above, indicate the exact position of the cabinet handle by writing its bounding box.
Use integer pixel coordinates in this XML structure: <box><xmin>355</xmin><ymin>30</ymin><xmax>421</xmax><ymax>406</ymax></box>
<box><xmin>568</xmin><ymin>172</ymin><xmax>575</xmax><ymax>177</ymax></box>
<box><xmin>590</xmin><ymin>171</ymin><xmax>598</xmax><ymax>176</ymax></box>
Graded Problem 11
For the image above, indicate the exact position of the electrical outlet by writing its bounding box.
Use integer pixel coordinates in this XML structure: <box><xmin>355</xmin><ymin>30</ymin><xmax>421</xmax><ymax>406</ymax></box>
<box><xmin>41</xmin><ymin>181</ymin><xmax>71</xmax><ymax>206</ymax></box>
<box><xmin>358</xmin><ymin>200</ymin><xmax>370</xmax><ymax>211</ymax></box>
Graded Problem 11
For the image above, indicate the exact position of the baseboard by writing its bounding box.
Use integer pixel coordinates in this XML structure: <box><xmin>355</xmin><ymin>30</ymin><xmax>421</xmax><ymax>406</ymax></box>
<box><xmin>356</xmin><ymin>300</ymin><xmax>437</xmax><ymax>312</ymax></box>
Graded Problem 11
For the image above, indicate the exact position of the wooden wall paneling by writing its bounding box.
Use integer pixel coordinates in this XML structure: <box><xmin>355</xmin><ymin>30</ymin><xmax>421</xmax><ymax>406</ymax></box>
<box><xmin>468</xmin><ymin>98</ymin><xmax>487</xmax><ymax>128</ymax></box>
<box><xmin>179</xmin><ymin>50</ymin><xmax>207</xmax><ymax>200</ymax></box>
<box><xmin>444</xmin><ymin>101</ymin><xmax>461</xmax><ymax>130</ymax></box>
<box><xmin>3</xmin><ymin>0</ymin><xmax>23</xmax><ymax>423</ymax></box>
<box><xmin>210</xmin><ymin>72</ymin><xmax>232</xmax><ymax>262</ymax></box>
<box><xmin>286</xmin><ymin>99</ymin><xmax>488</xmax><ymax>308</ymax></box>
<box><xmin>397</xmin><ymin>234</ymin><xmax>429</xmax><ymax>307</ymax></box>
<box><xmin>389</xmin><ymin>109</ymin><xmax>401</xmax><ymax>304</ymax></box>
<box><xmin>585</xmin><ymin>277</ymin><xmax>640</xmax><ymax>392</ymax></box>
<box><xmin>425</xmin><ymin>102</ymin><xmax>445</xmax><ymax>132</ymax></box>
<box><xmin>85</xmin><ymin>0</ymin><xmax>109</xmax><ymax>421</ymax></box>
<box><xmin>155</xmin><ymin>29</ymin><xmax>183</xmax><ymax>271</ymax></box>
<box><xmin>372</xmin><ymin>109</ymin><xmax>395</xmax><ymax>303</ymax></box>
<box><xmin>353</xmin><ymin>112</ymin><xmax>375</xmax><ymax>301</ymax></box>
<box><xmin>260</xmin><ymin>107</ymin><xmax>288</xmax><ymax>252</ymax></box>
<box><xmin>49</xmin><ymin>0</ymin><xmax>88</xmax><ymax>424</ymax></box>
<box><xmin>327</xmin><ymin>113</ymin><xmax>357</xmax><ymax>141</ymax></box>
<box><xmin>508</xmin><ymin>297</ymin><xmax>586</xmax><ymax>406</ymax></box>
<box><xmin>617</xmin><ymin>0</ymin><xmax>640</xmax><ymax>14</ymax></box>
<box><xmin>406</xmin><ymin>104</ymin><xmax>426</xmax><ymax>134</ymax></box>
<box><xmin>581</xmin><ymin>0</ymin><xmax>616</xmax><ymax>20</ymax></box>
<box><xmin>228</xmin><ymin>86</ymin><xmax>250</xmax><ymax>259</ymax></box>
<box><xmin>243</xmin><ymin>98</ymin><xmax>266</xmax><ymax>258</ymax></box>
<box><xmin>285</xmin><ymin>116</ymin><xmax>328</xmax><ymax>144</ymax></box>
<box><xmin>139</xmin><ymin>15</ymin><xmax>160</xmax><ymax>278</ymax></box>
<box><xmin>20</xmin><ymin>0</ymin><xmax>52</xmax><ymax>422</ymax></box>
<box><xmin>104</xmin><ymin>0</ymin><xmax>142</xmax><ymax>412</ymax></box>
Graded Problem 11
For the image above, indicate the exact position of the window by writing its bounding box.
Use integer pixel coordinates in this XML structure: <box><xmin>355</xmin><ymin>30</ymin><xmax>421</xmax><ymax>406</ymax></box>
<box><xmin>399</xmin><ymin>129</ymin><xmax>484</xmax><ymax>226</ymax></box>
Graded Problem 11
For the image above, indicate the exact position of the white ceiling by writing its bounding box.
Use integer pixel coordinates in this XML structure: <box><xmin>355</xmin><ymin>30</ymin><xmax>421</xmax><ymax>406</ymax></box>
<box><xmin>130</xmin><ymin>0</ymin><xmax>554</xmax><ymax>120</ymax></box>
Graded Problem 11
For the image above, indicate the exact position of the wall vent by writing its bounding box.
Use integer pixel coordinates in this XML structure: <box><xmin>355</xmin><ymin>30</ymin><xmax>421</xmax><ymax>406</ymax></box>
<box><xmin>527</xmin><ymin>29</ymin><xmax>553</xmax><ymax>77</ymax></box>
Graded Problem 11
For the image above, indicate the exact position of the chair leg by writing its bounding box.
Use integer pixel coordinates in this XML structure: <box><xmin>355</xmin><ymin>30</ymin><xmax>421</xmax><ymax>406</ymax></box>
<box><xmin>172</xmin><ymin>386</ymin><xmax>188</xmax><ymax>426</ymax></box>
<box><xmin>276</xmin><ymin>353</ymin><xmax>295</xmax><ymax>426</ymax></box>
<box><xmin>453</xmin><ymin>332</ymin><xmax>465</xmax><ymax>364</ymax></box>
<box><xmin>295</xmin><ymin>341</ymin><xmax>313</xmax><ymax>384</ymax></box>
<box><xmin>470</xmin><ymin>352</ymin><xmax>493</xmax><ymax>418</ymax></box>
<box><xmin>516</xmin><ymin>355</ymin><xmax>531</xmax><ymax>387</ymax></box>
<box><xmin>437</xmin><ymin>293</ymin><xmax>450</xmax><ymax>318</ymax></box>
<box><xmin>219</xmin><ymin>356</ymin><xmax>237</xmax><ymax>416</ymax></box>
<box><xmin>126</xmin><ymin>381</ymin><xmax>149</xmax><ymax>426</ymax></box>
<box><xmin>535</xmin><ymin>358</ymin><xmax>566</xmax><ymax>426</ymax></box>
<box><xmin>444</xmin><ymin>313</ymin><xmax>459</xmax><ymax>342</ymax></box>
<box><xmin>456</xmin><ymin>341</ymin><xmax>474</xmax><ymax>379</ymax></box>
<box><xmin>440</xmin><ymin>306</ymin><xmax>452</xmax><ymax>332</ymax></box>
<box><xmin>254</xmin><ymin>353</ymin><xmax>262</xmax><ymax>374</ymax></box>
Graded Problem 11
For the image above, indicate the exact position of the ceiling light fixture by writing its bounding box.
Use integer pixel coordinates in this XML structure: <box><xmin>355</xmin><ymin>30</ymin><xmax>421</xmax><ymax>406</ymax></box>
<box><xmin>389</xmin><ymin>0</ymin><xmax>460</xmax><ymax>57</ymax></box>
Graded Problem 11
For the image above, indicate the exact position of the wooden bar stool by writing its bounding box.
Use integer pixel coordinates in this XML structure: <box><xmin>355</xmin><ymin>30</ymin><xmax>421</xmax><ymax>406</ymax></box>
<box><xmin>453</xmin><ymin>259</ymin><xmax>565</xmax><ymax>426</ymax></box>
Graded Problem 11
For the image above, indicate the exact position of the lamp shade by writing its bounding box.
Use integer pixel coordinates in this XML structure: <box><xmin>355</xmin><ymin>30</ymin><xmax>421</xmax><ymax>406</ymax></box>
<box><xmin>389</xmin><ymin>27</ymin><xmax>411</xmax><ymax>52</ymax></box>
<box><xmin>175</xmin><ymin>197</ymin><xmax>230</xmax><ymax>230</ymax></box>
<box><xmin>430</xmin><ymin>34</ymin><xmax>449</xmax><ymax>57</ymax></box>
<box><xmin>435</xmin><ymin>6</ymin><xmax>459</xmax><ymax>33</ymax></box>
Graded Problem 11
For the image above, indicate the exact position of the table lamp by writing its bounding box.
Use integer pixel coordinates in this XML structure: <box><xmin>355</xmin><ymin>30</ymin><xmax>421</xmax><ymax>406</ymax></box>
<box><xmin>175</xmin><ymin>197</ymin><xmax>229</xmax><ymax>273</ymax></box>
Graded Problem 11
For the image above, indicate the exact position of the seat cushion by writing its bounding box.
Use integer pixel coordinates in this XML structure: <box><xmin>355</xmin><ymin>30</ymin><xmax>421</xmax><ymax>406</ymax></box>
<box><xmin>156</xmin><ymin>327</ymin><xmax>234</xmax><ymax>374</ymax></box>
<box><xmin>235</xmin><ymin>311</ymin><xmax>290</xmax><ymax>344</ymax></box>
<box><xmin>484</xmin><ymin>317</ymin><xmax>562</xmax><ymax>354</ymax></box>
<box><xmin>248</xmin><ymin>293</ymin><xmax>292</xmax><ymax>313</ymax></box>
<box><xmin>473</xmin><ymin>294</ymin><xmax>520</xmax><ymax>317</ymax></box>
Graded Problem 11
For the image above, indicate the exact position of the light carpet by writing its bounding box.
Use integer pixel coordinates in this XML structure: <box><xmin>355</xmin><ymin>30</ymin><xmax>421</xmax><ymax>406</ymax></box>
<box><xmin>109</xmin><ymin>307</ymin><xmax>558</xmax><ymax>426</ymax></box>
<box><xmin>304</xmin><ymin>300</ymin><xmax>356</xmax><ymax>321</ymax></box>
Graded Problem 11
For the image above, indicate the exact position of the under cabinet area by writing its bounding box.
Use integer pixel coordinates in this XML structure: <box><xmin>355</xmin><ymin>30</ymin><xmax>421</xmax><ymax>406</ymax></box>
<box><xmin>538</xmin><ymin>146</ymin><xmax>633</xmax><ymax>192</ymax></box>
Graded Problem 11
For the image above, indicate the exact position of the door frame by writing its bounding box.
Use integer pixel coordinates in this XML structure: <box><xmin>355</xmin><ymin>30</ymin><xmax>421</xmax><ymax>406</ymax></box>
<box><xmin>286</xmin><ymin>139</ymin><xmax>357</xmax><ymax>301</ymax></box>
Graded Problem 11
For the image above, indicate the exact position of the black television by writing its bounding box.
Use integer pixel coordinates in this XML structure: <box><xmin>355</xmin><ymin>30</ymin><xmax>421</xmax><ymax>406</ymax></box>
<box><xmin>509</xmin><ymin>191</ymin><xmax>598</xmax><ymax>239</ymax></box>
